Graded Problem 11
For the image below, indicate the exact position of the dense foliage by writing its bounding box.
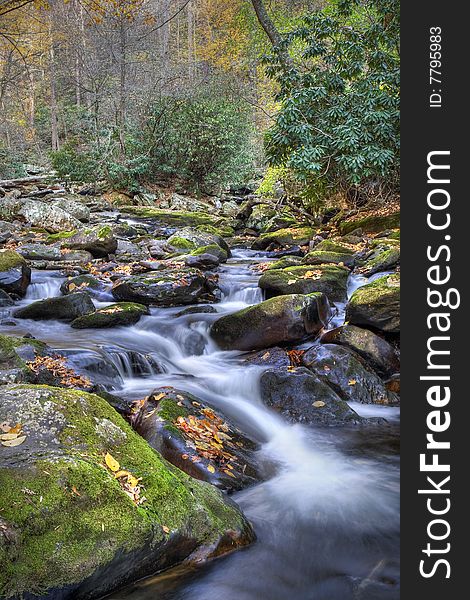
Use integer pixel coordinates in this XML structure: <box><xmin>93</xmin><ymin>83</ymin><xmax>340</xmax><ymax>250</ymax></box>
<box><xmin>263</xmin><ymin>0</ymin><xmax>400</xmax><ymax>207</ymax></box>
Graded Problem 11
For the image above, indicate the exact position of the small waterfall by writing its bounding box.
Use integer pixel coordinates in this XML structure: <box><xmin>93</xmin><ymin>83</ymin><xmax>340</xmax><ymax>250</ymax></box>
<box><xmin>25</xmin><ymin>274</ymin><xmax>63</xmax><ymax>300</ymax></box>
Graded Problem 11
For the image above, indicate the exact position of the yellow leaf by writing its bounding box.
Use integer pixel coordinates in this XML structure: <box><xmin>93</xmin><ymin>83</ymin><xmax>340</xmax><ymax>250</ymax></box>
<box><xmin>312</xmin><ymin>401</ymin><xmax>326</xmax><ymax>408</ymax></box>
<box><xmin>128</xmin><ymin>475</ymin><xmax>139</xmax><ymax>488</ymax></box>
<box><xmin>1</xmin><ymin>435</ymin><xmax>26</xmax><ymax>447</ymax></box>
<box><xmin>207</xmin><ymin>465</ymin><xmax>216</xmax><ymax>474</ymax></box>
<box><xmin>348</xmin><ymin>379</ymin><xmax>357</xmax><ymax>386</ymax></box>
<box><xmin>9</xmin><ymin>423</ymin><xmax>22</xmax><ymax>434</ymax></box>
<box><xmin>162</xmin><ymin>525</ymin><xmax>170</xmax><ymax>534</ymax></box>
<box><xmin>105</xmin><ymin>453</ymin><xmax>120</xmax><ymax>472</ymax></box>
<box><xmin>114</xmin><ymin>470</ymin><xmax>132</xmax><ymax>479</ymax></box>
<box><xmin>0</xmin><ymin>433</ymin><xmax>19</xmax><ymax>441</ymax></box>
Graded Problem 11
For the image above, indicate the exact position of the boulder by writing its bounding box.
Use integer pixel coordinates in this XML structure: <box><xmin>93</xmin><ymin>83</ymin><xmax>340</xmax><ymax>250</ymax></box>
<box><xmin>185</xmin><ymin>253</ymin><xmax>220</xmax><ymax>270</ymax></box>
<box><xmin>60</xmin><ymin>249</ymin><xmax>94</xmax><ymax>263</ymax></box>
<box><xmin>17</xmin><ymin>243</ymin><xmax>62</xmax><ymax>261</ymax></box>
<box><xmin>167</xmin><ymin>227</ymin><xmax>230</xmax><ymax>257</ymax></box>
<box><xmin>251</xmin><ymin>226</ymin><xmax>315</xmax><ymax>251</ymax></box>
<box><xmin>346</xmin><ymin>274</ymin><xmax>400</xmax><ymax>333</ymax></box>
<box><xmin>259</xmin><ymin>264</ymin><xmax>349</xmax><ymax>302</ymax></box>
<box><xmin>0</xmin><ymin>384</ymin><xmax>253</xmax><ymax>599</ymax></box>
<box><xmin>60</xmin><ymin>275</ymin><xmax>107</xmax><ymax>297</ymax></box>
<box><xmin>0</xmin><ymin>250</ymin><xmax>31</xmax><ymax>297</ymax></box>
<box><xmin>21</xmin><ymin>200</ymin><xmax>82</xmax><ymax>233</ymax></box>
<box><xmin>14</xmin><ymin>292</ymin><xmax>95</xmax><ymax>322</ymax></box>
<box><xmin>338</xmin><ymin>211</ymin><xmax>400</xmax><ymax>235</ymax></box>
<box><xmin>302</xmin><ymin>250</ymin><xmax>355</xmax><ymax>267</ymax></box>
<box><xmin>321</xmin><ymin>325</ymin><xmax>400</xmax><ymax>377</ymax></box>
<box><xmin>50</xmin><ymin>198</ymin><xmax>90</xmax><ymax>222</ymax></box>
<box><xmin>245</xmin><ymin>204</ymin><xmax>276</xmax><ymax>231</ymax></box>
<box><xmin>112</xmin><ymin>269</ymin><xmax>217</xmax><ymax>307</ymax></box>
<box><xmin>211</xmin><ymin>293</ymin><xmax>330</xmax><ymax>351</ymax></box>
<box><xmin>190</xmin><ymin>244</ymin><xmax>228</xmax><ymax>262</ymax></box>
<box><xmin>62</xmin><ymin>225</ymin><xmax>118</xmax><ymax>258</ymax></box>
<box><xmin>243</xmin><ymin>346</ymin><xmax>291</xmax><ymax>369</ymax></box>
<box><xmin>71</xmin><ymin>303</ymin><xmax>149</xmax><ymax>329</ymax></box>
<box><xmin>260</xmin><ymin>367</ymin><xmax>362</xmax><ymax>425</ymax></box>
<box><xmin>265</xmin><ymin>257</ymin><xmax>303</xmax><ymax>270</ymax></box>
<box><xmin>132</xmin><ymin>387</ymin><xmax>260</xmax><ymax>493</ymax></box>
<box><xmin>357</xmin><ymin>246</ymin><xmax>400</xmax><ymax>276</ymax></box>
<box><xmin>0</xmin><ymin>289</ymin><xmax>14</xmax><ymax>307</ymax></box>
<box><xmin>303</xmin><ymin>344</ymin><xmax>399</xmax><ymax>405</ymax></box>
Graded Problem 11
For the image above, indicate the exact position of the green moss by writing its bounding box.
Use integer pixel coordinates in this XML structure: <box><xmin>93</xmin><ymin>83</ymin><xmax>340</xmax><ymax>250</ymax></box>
<box><xmin>196</xmin><ymin>224</ymin><xmax>235</xmax><ymax>237</ymax></box>
<box><xmin>302</xmin><ymin>251</ymin><xmax>353</xmax><ymax>266</ymax></box>
<box><xmin>266</xmin><ymin>257</ymin><xmax>303</xmax><ymax>270</ymax></box>
<box><xmin>314</xmin><ymin>240</ymin><xmax>354</xmax><ymax>254</ymax></box>
<box><xmin>369</xmin><ymin>238</ymin><xmax>400</xmax><ymax>249</ymax></box>
<box><xmin>46</xmin><ymin>230</ymin><xmax>77</xmax><ymax>243</ymax></box>
<box><xmin>191</xmin><ymin>244</ymin><xmax>228</xmax><ymax>261</ymax></box>
<box><xmin>349</xmin><ymin>273</ymin><xmax>400</xmax><ymax>306</ymax></box>
<box><xmin>71</xmin><ymin>303</ymin><xmax>148</xmax><ymax>329</ymax></box>
<box><xmin>0</xmin><ymin>333</ymin><xmax>47</xmax><ymax>372</ymax></box>
<box><xmin>257</xmin><ymin>226</ymin><xmax>315</xmax><ymax>246</ymax></box>
<box><xmin>0</xmin><ymin>385</ymin><xmax>248</xmax><ymax>597</ymax></box>
<box><xmin>0</xmin><ymin>250</ymin><xmax>26</xmax><ymax>272</ymax></box>
<box><xmin>169</xmin><ymin>237</ymin><xmax>197</xmax><ymax>250</ymax></box>
<box><xmin>388</xmin><ymin>229</ymin><xmax>400</xmax><ymax>240</ymax></box>
<box><xmin>121</xmin><ymin>207</ymin><xmax>225</xmax><ymax>228</ymax></box>
<box><xmin>97</xmin><ymin>225</ymin><xmax>112</xmax><ymax>240</ymax></box>
<box><xmin>338</xmin><ymin>211</ymin><xmax>400</xmax><ymax>235</ymax></box>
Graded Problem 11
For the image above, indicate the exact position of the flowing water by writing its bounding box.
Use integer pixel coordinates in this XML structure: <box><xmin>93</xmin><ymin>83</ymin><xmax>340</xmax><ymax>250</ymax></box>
<box><xmin>0</xmin><ymin>250</ymin><xmax>400</xmax><ymax>600</ymax></box>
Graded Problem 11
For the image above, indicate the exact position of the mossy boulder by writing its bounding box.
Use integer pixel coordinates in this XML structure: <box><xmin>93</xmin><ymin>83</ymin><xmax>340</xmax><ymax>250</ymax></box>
<box><xmin>0</xmin><ymin>199</ymin><xmax>82</xmax><ymax>234</ymax></box>
<box><xmin>60</xmin><ymin>275</ymin><xmax>106</xmax><ymax>297</ymax></box>
<box><xmin>211</xmin><ymin>293</ymin><xmax>330</xmax><ymax>351</ymax></box>
<box><xmin>314</xmin><ymin>240</ymin><xmax>355</xmax><ymax>255</ymax></box>
<box><xmin>71</xmin><ymin>303</ymin><xmax>149</xmax><ymax>329</ymax></box>
<box><xmin>17</xmin><ymin>244</ymin><xmax>62</xmax><ymax>262</ymax></box>
<box><xmin>245</xmin><ymin>204</ymin><xmax>276</xmax><ymax>231</ymax></box>
<box><xmin>167</xmin><ymin>228</ymin><xmax>230</xmax><ymax>258</ymax></box>
<box><xmin>265</xmin><ymin>257</ymin><xmax>303</xmax><ymax>270</ymax></box>
<box><xmin>0</xmin><ymin>334</ymin><xmax>62</xmax><ymax>386</ymax></box>
<box><xmin>132</xmin><ymin>387</ymin><xmax>260</xmax><ymax>493</ymax></box>
<box><xmin>185</xmin><ymin>254</ymin><xmax>220</xmax><ymax>270</ymax></box>
<box><xmin>112</xmin><ymin>269</ymin><xmax>218</xmax><ymax>307</ymax></box>
<box><xmin>338</xmin><ymin>211</ymin><xmax>400</xmax><ymax>236</ymax></box>
<box><xmin>251</xmin><ymin>226</ymin><xmax>315</xmax><ymax>251</ymax></box>
<box><xmin>260</xmin><ymin>367</ymin><xmax>362</xmax><ymax>426</ymax></box>
<box><xmin>358</xmin><ymin>246</ymin><xmax>400</xmax><ymax>276</ymax></box>
<box><xmin>302</xmin><ymin>250</ymin><xmax>355</xmax><ymax>268</ymax></box>
<box><xmin>62</xmin><ymin>225</ymin><xmax>118</xmax><ymax>258</ymax></box>
<box><xmin>303</xmin><ymin>344</ymin><xmax>398</xmax><ymax>405</ymax></box>
<box><xmin>191</xmin><ymin>244</ymin><xmax>228</xmax><ymax>263</ymax></box>
<box><xmin>259</xmin><ymin>264</ymin><xmax>349</xmax><ymax>303</ymax></box>
<box><xmin>0</xmin><ymin>250</ymin><xmax>31</xmax><ymax>297</ymax></box>
<box><xmin>321</xmin><ymin>324</ymin><xmax>400</xmax><ymax>377</ymax></box>
<box><xmin>0</xmin><ymin>384</ymin><xmax>254</xmax><ymax>599</ymax></box>
<box><xmin>121</xmin><ymin>206</ymin><xmax>227</xmax><ymax>230</ymax></box>
<box><xmin>13</xmin><ymin>292</ymin><xmax>95</xmax><ymax>322</ymax></box>
<box><xmin>49</xmin><ymin>198</ymin><xmax>90</xmax><ymax>222</ymax></box>
<box><xmin>346</xmin><ymin>274</ymin><xmax>400</xmax><ymax>333</ymax></box>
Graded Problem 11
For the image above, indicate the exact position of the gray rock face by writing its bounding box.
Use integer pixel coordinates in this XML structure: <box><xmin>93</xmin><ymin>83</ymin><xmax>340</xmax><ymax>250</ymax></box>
<box><xmin>62</xmin><ymin>225</ymin><xmax>118</xmax><ymax>258</ymax></box>
<box><xmin>14</xmin><ymin>292</ymin><xmax>95</xmax><ymax>321</ymax></box>
<box><xmin>321</xmin><ymin>325</ymin><xmax>400</xmax><ymax>377</ymax></box>
<box><xmin>185</xmin><ymin>253</ymin><xmax>220</xmax><ymax>269</ymax></box>
<box><xmin>303</xmin><ymin>344</ymin><xmax>399</xmax><ymax>405</ymax></box>
<box><xmin>211</xmin><ymin>293</ymin><xmax>331</xmax><ymax>352</ymax></box>
<box><xmin>0</xmin><ymin>250</ymin><xmax>31</xmax><ymax>297</ymax></box>
<box><xmin>112</xmin><ymin>269</ymin><xmax>217</xmax><ymax>307</ymax></box>
<box><xmin>260</xmin><ymin>367</ymin><xmax>362</xmax><ymax>425</ymax></box>
<box><xmin>50</xmin><ymin>197</ymin><xmax>90</xmax><ymax>222</ymax></box>
<box><xmin>19</xmin><ymin>200</ymin><xmax>81</xmax><ymax>233</ymax></box>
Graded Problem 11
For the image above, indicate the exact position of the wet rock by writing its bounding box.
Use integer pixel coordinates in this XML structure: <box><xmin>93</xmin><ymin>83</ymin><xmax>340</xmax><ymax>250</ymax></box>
<box><xmin>62</xmin><ymin>225</ymin><xmax>118</xmax><ymax>258</ymax></box>
<box><xmin>357</xmin><ymin>245</ymin><xmax>400</xmax><ymax>276</ymax></box>
<box><xmin>14</xmin><ymin>292</ymin><xmax>95</xmax><ymax>322</ymax></box>
<box><xmin>0</xmin><ymin>289</ymin><xmax>14</xmax><ymax>307</ymax></box>
<box><xmin>71</xmin><ymin>303</ymin><xmax>149</xmax><ymax>329</ymax></box>
<box><xmin>112</xmin><ymin>269</ymin><xmax>218</xmax><ymax>307</ymax></box>
<box><xmin>0</xmin><ymin>333</ymin><xmax>60</xmax><ymax>385</ymax></box>
<box><xmin>60</xmin><ymin>274</ymin><xmax>107</xmax><ymax>297</ymax></box>
<box><xmin>0</xmin><ymin>250</ymin><xmax>31</xmax><ymax>297</ymax></box>
<box><xmin>17</xmin><ymin>243</ymin><xmax>62</xmax><ymax>261</ymax></box>
<box><xmin>59</xmin><ymin>249</ymin><xmax>94</xmax><ymax>263</ymax></box>
<box><xmin>266</xmin><ymin>245</ymin><xmax>303</xmax><ymax>258</ymax></box>
<box><xmin>167</xmin><ymin>227</ymin><xmax>230</xmax><ymax>257</ymax></box>
<box><xmin>132</xmin><ymin>387</ymin><xmax>261</xmax><ymax>492</ymax></box>
<box><xmin>303</xmin><ymin>344</ymin><xmax>399</xmax><ymax>405</ymax></box>
<box><xmin>148</xmin><ymin>239</ymin><xmax>174</xmax><ymax>259</ymax></box>
<box><xmin>211</xmin><ymin>293</ymin><xmax>330</xmax><ymax>351</ymax></box>
<box><xmin>265</xmin><ymin>256</ymin><xmax>303</xmax><ymax>270</ymax></box>
<box><xmin>302</xmin><ymin>250</ymin><xmax>355</xmax><ymax>268</ymax></box>
<box><xmin>243</xmin><ymin>346</ymin><xmax>291</xmax><ymax>369</ymax></box>
<box><xmin>185</xmin><ymin>253</ymin><xmax>220</xmax><ymax>269</ymax></box>
<box><xmin>260</xmin><ymin>367</ymin><xmax>362</xmax><ymax>425</ymax></box>
<box><xmin>0</xmin><ymin>384</ymin><xmax>254</xmax><ymax>599</ymax></box>
<box><xmin>321</xmin><ymin>325</ymin><xmax>400</xmax><ymax>377</ymax></box>
<box><xmin>251</xmin><ymin>226</ymin><xmax>315</xmax><ymax>251</ymax></box>
<box><xmin>259</xmin><ymin>264</ymin><xmax>349</xmax><ymax>302</ymax></box>
<box><xmin>175</xmin><ymin>306</ymin><xmax>218</xmax><ymax>317</ymax></box>
<box><xmin>346</xmin><ymin>274</ymin><xmax>400</xmax><ymax>333</ymax></box>
<box><xmin>50</xmin><ymin>197</ymin><xmax>90</xmax><ymax>222</ymax></box>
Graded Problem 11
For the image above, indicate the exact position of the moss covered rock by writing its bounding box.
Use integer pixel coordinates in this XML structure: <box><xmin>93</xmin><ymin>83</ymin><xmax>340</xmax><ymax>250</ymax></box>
<box><xmin>133</xmin><ymin>387</ymin><xmax>260</xmax><ymax>493</ymax></box>
<box><xmin>338</xmin><ymin>211</ymin><xmax>400</xmax><ymax>236</ymax></box>
<box><xmin>314</xmin><ymin>240</ymin><xmax>355</xmax><ymax>255</ymax></box>
<box><xmin>251</xmin><ymin>227</ymin><xmax>315</xmax><ymax>251</ymax></box>
<box><xmin>71</xmin><ymin>303</ymin><xmax>149</xmax><ymax>329</ymax></box>
<box><xmin>265</xmin><ymin>257</ymin><xmax>303</xmax><ymax>271</ymax></box>
<box><xmin>167</xmin><ymin>228</ymin><xmax>230</xmax><ymax>258</ymax></box>
<box><xmin>358</xmin><ymin>246</ymin><xmax>400</xmax><ymax>276</ymax></box>
<box><xmin>0</xmin><ymin>384</ymin><xmax>253</xmax><ymax>599</ymax></box>
<box><xmin>0</xmin><ymin>199</ymin><xmax>82</xmax><ymax>234</ymax></box>
<box><xmin>62</xmin><ymin>225</ymin><xmax>118</xmax><ymax>258</ymax></box>
<box><xmin>60</xmin><ymin>275</ymin><xmax>106</xmax><ymax>297</ymax></box>
<box><xmin>346</xmin><ymin>274</ymin><xmax>400</xmax><ymax>333</ymax></box>
<box><xmin>259</xmin><ymin>264</ymin><xmax>349</xmax><ymax>302</ymax></box>
<box><xmin>112</xmin><ymin>269</ymin><xmax>218</xmax><ymax>307</ymax></box>
<box><xmin>191</xmin><ymin>244</ymin><xmax>228</xmax><ymax>263</ymax></box>
<box><xmin>121</xmin><ymin>206</ymin><xmax>228</xmax><ymax>230</ymax></box>
<box><xmin>13</xmin><ymin>292</ymin><xmax>95</xmax><ymax>322</ymax></box>
<box><xmin>17</xmin><ymin>244</ymin><xmax>62</xmax><ymax>262</ymax></box>
<box><xmin>302</xmin><ymin>250</ymin><xmax>355</xmax><ymax>268</ymax></box>
<box><xmin>0</xmin><ymin>250</ymin><xmax>31</xmax><ymax>297</ymax></box>
<box><xmin>211</xmin><ymin>293</ymin><xmax>330</xmax><ymax>351</ymax></box>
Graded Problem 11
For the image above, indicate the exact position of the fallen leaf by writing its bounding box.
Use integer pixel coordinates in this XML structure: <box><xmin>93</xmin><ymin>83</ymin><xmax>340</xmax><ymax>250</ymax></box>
<box><xmin>71</xmin><ymin>486</ymin><xmax>81</xmax><ymax>497</ymax></box>
<box><xmin>105</xmin><ymin>453</ymin><xmax>120</xmax><ymax>472</ymax></box>
<box><xmin>207</xmin><ymin>465</ymin><xmax>216</xmax><ymax>474</ymax></box>
<box><xmin>114</xmin><ymin>470</ymin><xmax>132</xmax><ymax>479</ymax></box>
<box><xmin>1</xmin><ymin>435</ymin><xmax>27</xmax><ymax>447</ymax></box>
<box><xmin>312</xmin><ymin>401</ymin><xmax>326</xmax><ymax>408</ymax></box>
<box><xmin>9</xmin><ymin>423</ymin><xmax>23</xmax><ymax>434</ymax></box>
<box><xmin>348</xmin><ymin>379</ymin><xmax>357</xmax><ymax>386</ymax></box>
<box><xmin>0</xmin><ymin>422</ymin><xmax>11</xmax><ymax>433</ymax></box>
<box><xmin>181</xmin><ymin>453</ymin><xmax>189</xmax><ymax>460</ymax></box>
<box><xmin>0</xmin><ymin>433</ymin><xmax>19</xmax><ymax>441</ymax></box>
<box><xmin>162</xmin><ymin>525</ymin><xmax>170</xmax><ymax>534</ymax></box>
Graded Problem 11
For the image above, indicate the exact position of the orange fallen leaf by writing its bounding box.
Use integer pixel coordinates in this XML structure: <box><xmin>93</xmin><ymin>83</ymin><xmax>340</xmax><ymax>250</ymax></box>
<box><xmin>105</xmin><ymin>453</ymin><xmax>120</xmax><ymax>472</ymax></box>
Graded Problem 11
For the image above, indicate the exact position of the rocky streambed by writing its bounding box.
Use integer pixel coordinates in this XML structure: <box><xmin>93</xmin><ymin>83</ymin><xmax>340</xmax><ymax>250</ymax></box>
<box><xmin>0</xmin><ymin>182</ymin><xmax>400</xmax><ymax>600</ymax></box>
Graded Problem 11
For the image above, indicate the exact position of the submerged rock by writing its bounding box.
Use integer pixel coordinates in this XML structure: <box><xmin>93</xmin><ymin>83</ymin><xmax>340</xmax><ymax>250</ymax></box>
<box><xmin>0</xmin><ymin>250</ymin><xmax>31</xmax><ymax>297</ymax></box>
<box><xmin>211</xmin><ymin>293</ymin><xmax>330</xmax><ymax>351</ymax></box>
<box><xmin>132</xmin><ymin>387</ymin><xmax>261</xmax><ymax>493</ymax></box>
<box><xmin>260</xmin><ymin>367</ymin><xmax>362</xmax><ymax>425</ymax></box>
<box><xmin>62</xmin><ymin>225</ymin><xmax>118</xmax><ymax>258</ymax></box>
<box><xmin>259</xmin><ymin>264</ymin><xmax>349</xmax><ymax>302</ymax></box>
<box><xmin>71</xmin><ymin>303</ymin><xmax>149</xmax><ymax>329</ymax></box>
<box><xmin>346</xmin><ymin>273</ymin><xmax>400</xmax><ymax>333</ymax></box>
<box><xmin>0</xmin><ymin>384</ymin><xmax>254</xmax><ymax>599</ymax></box>
<box><xmin>112</xmin><ymin>269</ymin><xmax>218</xmax><ymax>307</ymax></box>
<box><xmin>14</xmin><ymin>292</ymin><xmax>95</xmax><ymax>322</ymax></box>
<box><xmin>303</xmin><ymin>344</ymin><xmax>399</xmax><ymax>405</ymax></box>
<box><xmin>321</xmin><ymin>324</ymin><xmax>400</xmax><ymax>377</ymax></box>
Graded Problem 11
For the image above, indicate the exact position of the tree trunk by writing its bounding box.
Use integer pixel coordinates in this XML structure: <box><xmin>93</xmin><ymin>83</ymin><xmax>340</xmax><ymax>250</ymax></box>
<box><xmin>250</xmin><ymin>0</ymin><xmax>293</xmax><ymax>68</ymax></box>
<box><xmin>118</xmin><ymin>17</ymin><xmax>127</xmax><ymax>154</ymax></box>
<box><xmin>49</xmin><ymin>24</ymin><xmax>60</xmax><ymax>152</ymax></box>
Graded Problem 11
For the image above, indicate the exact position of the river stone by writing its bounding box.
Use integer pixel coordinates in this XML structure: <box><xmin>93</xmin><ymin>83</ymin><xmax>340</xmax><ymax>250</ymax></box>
<box><xmin>357</xmin><ymin>246</ymin><xmax>400</xmax><ymax>276</ymax></box>
<box><xmin>243</xmin><ymin>346</ymin><xmax>291</xmax><ymax>369</ymax></box>
<box><xmin>71</xmin><ymin>303</ymin><xmax>149</xmax><ymax>329</ymax></box>
<box><xmin>303</xmin><ymin>344</ymin><xmax>399</xmax><ymax>405</ymax></box>
<box><xmin>0</xmin><ymin>198</ymin><xmax>82</xmax><ymax>233</ymax></box>
<box><xmin>167</xmin><ymin>227</ymin><xmax>230</xmax><ymax>257</ymax></box>
<box><xmin>60</xmin><ymin>274</ymin><xmax>107</xmax><ymax>297</ymax></box>
<box><xmin>259</xmin><ymin>264</ymin><xmax>349</xmax><ymax>302</ymax></box>
<box><xmin>0</xmin><ymin>220</ymin><xmax>16</xmax><ymax>244</ymax></box>
<box><xmin>211</xmin><ymin>293</ymin><xmax>330</xmax><ymax>352</ymax></box>
<box><xmin>0</xmin><ymin>289</ymin><xmax>14</xmax><ymax>307</ymax></box>
<box><xmin>62</xmin><ymin>225</ymin><xmax>118</xmax><ymax>258</ymax></box>
<box><xmin>112</xmin><ymin>269</ymin><xmax>217</xmax><ymax>307</ymax></box>
<box><xmin>346</xmin><ymin>274</ymin><xmax>400</xmax><ymax>333</ymax></box>
<box><xmin>60</xmin><ymin>249</ymin><xmax>94</xmax><ymax>263</ymax></box>
<box><xmin>321</xmin><ymin>325</ymin><xmax>400</xmax><ymax>377</ymax></box>
<box><xmin>251</xmin><ymin>226</ymin><xmax>315</xmax><ymax>251</ymax></box>
<box><xmin>17</xmin><ymin>243</ymin><xmax>62</xmax><ymax>261</ymax></box>
<box><xmin>302</xmin><ymin>250</ymin><xmax>355</xmax><ymax>268</ymax></box>
<box><xmin>132</xmin><ymin>387</ymin><xmax>261</xmax><ymax>493</ymax></box>
<box><xmin>0</xmin><ymin>384</ymin><xmax>254</xmax><ymax>599</ymax></box>
<box><xmin>185</xmin><ymin>253</ymin><xmax>220</xmax><ymax>269</ymax></box>
<box><xmin>14</xmin><ymin>292</ymin><xmax>95</xmax><ymax>322</ymax></box>
<box><xmin>259</xmin><ymin>367</ymin><xmax>362</xmax><ymax>425</ymax></box>
<box><xmin>50</xmin><ymin>197</ymin><xmax>90</xmax><ymax>222</ymax></box>
<box><xmin>0</xmin><ymin>250</ymin><xmax>31</xmax><ymax>297</ymax></box>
